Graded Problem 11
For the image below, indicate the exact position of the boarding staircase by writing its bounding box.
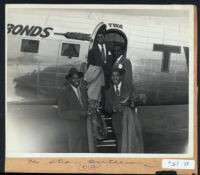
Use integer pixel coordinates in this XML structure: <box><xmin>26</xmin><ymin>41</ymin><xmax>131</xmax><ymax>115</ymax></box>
<box><xmin>96</xmin><ymin>116</ymin><xmax>118</xmax><ymax>153</ymax></box>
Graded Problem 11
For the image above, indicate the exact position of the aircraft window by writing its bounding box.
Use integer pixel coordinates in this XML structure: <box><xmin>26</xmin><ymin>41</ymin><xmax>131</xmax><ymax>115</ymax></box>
<box><xmin>61</xmin><ymin>43</ymin><xmax>80</xmax><ymax>57</ymax></box>
<box><xmin>21</xmin><ymin>39</ymin><xmax>39</xmax><ymax>53</ymax></box>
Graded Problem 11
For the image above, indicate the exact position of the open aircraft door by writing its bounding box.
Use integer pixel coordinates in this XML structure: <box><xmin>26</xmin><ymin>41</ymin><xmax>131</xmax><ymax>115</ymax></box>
<box><xmin>88</xmin><ymin>22</ymin><xmax>128</xmax><ymax>57</ymax></box>
<box><xmin>88</xmin><ymin>22</ymin><xmax>107</xmax><ymax>50</ymax></box>
<box><xmin>105</xmin><ymin>25</ymin><xmax>128</xmax><ymax>57</ymax></box>
<box><xmin>87</xmin><ymin>22</ymin><xmax>119</xmax><ymax>152</ymax></box>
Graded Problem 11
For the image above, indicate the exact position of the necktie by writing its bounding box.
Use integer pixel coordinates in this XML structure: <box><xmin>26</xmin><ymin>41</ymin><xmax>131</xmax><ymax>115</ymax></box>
<box><xmin>115</xmin><ymin>56</ymin><xmax>121</xmax><ymax>66</ymax></box>
<box><xmin>77</xmin><ymin>87</ymin><xmax>84</xmax><ymax>109</ymax></box>
<box><xmin>115</xmin><ymin>85</ymin><xmax>120</xmax><ymax>96</ymax></box>
<box><xmin>101</xmin><ymin>44</ymin><xmax>106</xmax><ymax>63</ymax></box>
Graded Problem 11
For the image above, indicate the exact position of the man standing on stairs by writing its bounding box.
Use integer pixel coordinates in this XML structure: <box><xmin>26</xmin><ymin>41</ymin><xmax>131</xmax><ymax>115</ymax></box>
<box><xmin>105</xmin><ymin>67</ymin><xmax>144</xmax><ymax>153</ymax></box>
<box><xmin>87</xmin><ymin>29</ymin><xmax>114</xmax><ymax>111</ymax></box>
<box><xmin>113</xmin><ymin>43</ymin><xmax>133</xmax><ymax>89</ymax></box>
<box><xmin>87</xmin><ymin>29</ymin><xmax>114</xmax><ymax>89</ymax></box>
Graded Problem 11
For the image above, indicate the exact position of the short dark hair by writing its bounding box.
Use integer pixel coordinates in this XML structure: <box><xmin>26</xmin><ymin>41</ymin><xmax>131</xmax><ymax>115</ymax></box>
<box><xmin>113</xmin><ymin>43</ymin><xmax>125</xmax><ymax>52</ymax></box>
<box><xmin>111</xmin><ymin>67</ymin><xmax>125</xmax><ymax>76</ymax></box>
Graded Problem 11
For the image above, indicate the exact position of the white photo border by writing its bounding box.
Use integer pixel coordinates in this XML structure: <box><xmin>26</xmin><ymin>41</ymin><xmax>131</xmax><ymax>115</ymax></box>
<box><xmin>5</xmin><ymin>4</ymin><xmax>195</xmax><ymax>158</ymax></box>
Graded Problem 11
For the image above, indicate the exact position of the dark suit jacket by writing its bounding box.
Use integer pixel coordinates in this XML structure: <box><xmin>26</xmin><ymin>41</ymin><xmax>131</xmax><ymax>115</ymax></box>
<box><xmin>57</xmin><ymin>83</ymin><xmax>88</xmax><ymax>121</ymax></box>
<box><xmin>105</xmin><ymin>82</ymin><xmax>133</xmax><ymax>115</ymax></box>
<box><xmin>105</xmin><ymin>82</ymin><xmax>133</xmax><ymax>151</ymax></box>
<box><xmin>105</xmin><ymin>82</ymin><xmax>133</xmax><ymax>131</ymax></box>
<box><xmin>88</xmin><ymin>43</ymin><xmax>114</xmax><ymax>78</ymax></box>
<box><xmin>114</xmin><ymin>56</ymin><xmax>133</xmax><ymax>87</ymax></box>
<box><xmin>56</xmin><ymin>82</ymin><xmax>88</xmax><ymax>152</ymax></box>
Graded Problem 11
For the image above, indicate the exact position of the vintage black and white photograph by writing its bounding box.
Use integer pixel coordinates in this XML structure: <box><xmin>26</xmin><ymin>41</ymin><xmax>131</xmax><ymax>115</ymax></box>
<box><xmin>6</xmin><ymin>5</ymin><xmax>194</xmax><ymax>157</ymax></box>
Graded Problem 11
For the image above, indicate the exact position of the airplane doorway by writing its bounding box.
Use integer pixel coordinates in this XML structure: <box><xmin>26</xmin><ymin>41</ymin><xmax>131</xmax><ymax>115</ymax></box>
<box><xmin>104</xmin><ymin>29</ymin><xmax>128</xmax><ymax>56</ymax></box>
<box><xmin>87</xmin><ymin>24</ymin><xmax>128</xmax><ymax>152</ymax></box>
<box><xmin>88</xmin><ymin>22</ymin><xmax>127</xmax><ymax>56</ymax></box>
<box><xmin>97</xmin><ymin>29</ymin><xmax>128</xmax><ymax>153</ymax></box>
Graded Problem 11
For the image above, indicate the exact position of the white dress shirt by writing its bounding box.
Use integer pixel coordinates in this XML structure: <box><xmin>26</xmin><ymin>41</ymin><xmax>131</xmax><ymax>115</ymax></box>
<box><xmin>98</xmin><ymin>43</ymin><xmax>107</xmax><ymax>63</ymax></box>
<box><xmin>115</xmin><ymin>55</ymin><xmax>123</xmax><ymax>65</ymax></box>
<box><xmin>71</xmin><ymin>85</ymin><xmax>79</xmax><ymax>97</ymax></box>
<box><xmin>114</xmin><ymin>82</ymin><xmax>122</xmax><ymax>93</ymax></box>
<box><xmin>71</xmin><ymin>85</ymin><xmax>84</xmax><ymax>108</ymax></box>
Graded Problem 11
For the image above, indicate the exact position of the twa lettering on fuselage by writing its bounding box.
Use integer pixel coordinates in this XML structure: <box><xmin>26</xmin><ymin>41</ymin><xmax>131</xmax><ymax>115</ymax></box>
<box><xmin>153</xmin><ymin>44</ymin><xmax>189</xmax><ymax>71</ymax></box>
<box><xmin>108</xmin><ymin>23</ymin><xmax>123</xmax><ymax>29</ymax></box>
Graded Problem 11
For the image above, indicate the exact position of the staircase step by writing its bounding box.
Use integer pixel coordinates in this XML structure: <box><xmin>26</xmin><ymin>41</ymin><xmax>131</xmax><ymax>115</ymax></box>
<box><xmin>102</xmin><ymin>139</ymin><xmax>115</xmax><ymax>143</ymax></box>
<box><xmin>97</xmin><ymin>143</ymin><xmax>117</xmax><ymax>147</ymax></box>
<box><xmin>97</xmin><ymin>139</ymin><xmax>116</xmax><ymax>146</ymax></box>
<box><xmin>97</xmin><ymin>145</ymin><xmax>118</xmax><ymax>153</ymax></box>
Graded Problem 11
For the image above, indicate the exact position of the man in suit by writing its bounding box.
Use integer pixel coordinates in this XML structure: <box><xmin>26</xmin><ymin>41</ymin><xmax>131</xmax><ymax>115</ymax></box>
<box><xmin>113</xmin><ymin>44</ymin><xmax>133</xmax><ymax>88</ymax></box>
<box><xmin>87</xmin><ymin>31</ymin><xmax>114</xmax><ymax>89</ymax></box>
<box><xmin>87</xmin><ymin>30</ymin><xmax>114</xmax><ymax>111</ymax></box>
<box><xmin>105</xmin><ymin>67</ymin><xmax>133</xmax><ymax>152</ymax></box>
<box><xmin>57</xmin><ymin>67</ymin><xmax>88</xmax><ymax>153</ymax></box>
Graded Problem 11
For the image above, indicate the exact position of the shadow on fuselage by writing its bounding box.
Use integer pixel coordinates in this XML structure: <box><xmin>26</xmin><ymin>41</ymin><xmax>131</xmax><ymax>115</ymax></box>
<box><xmin>13</xmin><ymin>64</ymin><xmax>81</xmax><ymax>99</ymax></box>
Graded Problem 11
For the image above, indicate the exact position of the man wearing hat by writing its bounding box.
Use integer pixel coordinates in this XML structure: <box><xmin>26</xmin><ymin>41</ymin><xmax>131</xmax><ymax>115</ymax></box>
<box><xmin>113</xmin><ymin>43</ymin><xmax>133</xmax><ymax>88</ymax></box>
<box><xmin>57</xmin><ymin>67</ymin><xmax>89</xmax><ymax>152</ymax></box>
<box><xmin>105</xmin><ymin>67</ymin><xmax>144</xmax><ymax>153</ymax></box>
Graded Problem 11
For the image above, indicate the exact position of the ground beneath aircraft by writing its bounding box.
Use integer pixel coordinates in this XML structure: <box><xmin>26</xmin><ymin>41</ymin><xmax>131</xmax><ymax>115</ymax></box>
<box><xmin>6</xmin><ymin>104</ymin><xmax>188</xmax><ymax>154</ymax></box>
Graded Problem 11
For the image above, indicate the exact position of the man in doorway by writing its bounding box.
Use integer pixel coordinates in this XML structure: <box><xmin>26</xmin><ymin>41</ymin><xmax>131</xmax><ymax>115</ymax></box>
<box><xmin>113</xmin><ymin>43</ymin><xmax>133</xmax><ymax>88</ymax></box>
<box><xmin>57</xmin><ymin>67</ymin><xmax>89</xmax><ymax>153</ymax></box>
<box><xmin>87</xmin><ymin>29</ymin><xmax>114</xmax><ymax>111</ymax></box>
<box><xmin>87</xmin><ymin>30</ymin><xmax>114</xmax><ymax>89</ymax></box>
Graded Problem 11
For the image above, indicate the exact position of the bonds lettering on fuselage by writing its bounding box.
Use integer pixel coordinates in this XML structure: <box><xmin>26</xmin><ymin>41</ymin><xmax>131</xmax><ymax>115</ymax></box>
<box><xmin>7</xmin><ymin>24</ymin><xmax>53</xmax><ymax>38</ymax></box>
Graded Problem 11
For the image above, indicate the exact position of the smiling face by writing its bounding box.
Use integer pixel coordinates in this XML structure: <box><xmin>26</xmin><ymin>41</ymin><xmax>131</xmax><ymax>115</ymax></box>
<box><xmin>113</xmin><ymin>46</ymin><xmax>123</xmax><ymax>59</ymax></box>
<box><xmin>69</xmin><ymin>74</ymin><xmax>81</xmax><ymax>88</ymax></box>
<box><xmin>96</xmin><ymin>33</ymin><xmax>105</xmax><ymax>45</ymax></box>
<box><xmin>111</xmin><ymin>71</ymin><xmax>122</xmax><ymax>85</ymax></box>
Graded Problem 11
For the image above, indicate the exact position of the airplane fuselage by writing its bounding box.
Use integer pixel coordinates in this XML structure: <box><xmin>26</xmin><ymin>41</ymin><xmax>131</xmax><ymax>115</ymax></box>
<box><xmin>7</xmin><ymin>9</ymin><xmax>189</xmax><ymax>105</ymax></box>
